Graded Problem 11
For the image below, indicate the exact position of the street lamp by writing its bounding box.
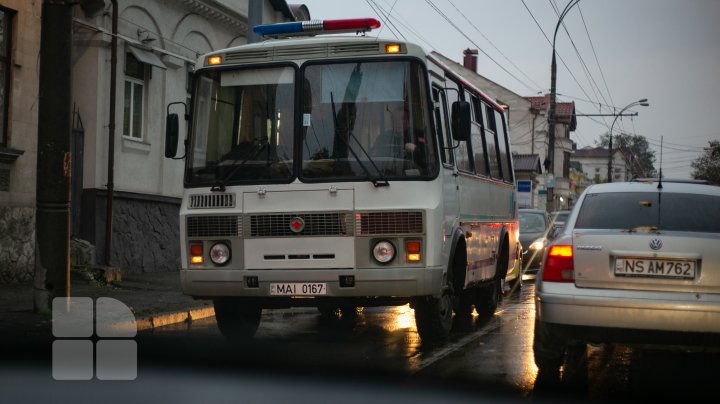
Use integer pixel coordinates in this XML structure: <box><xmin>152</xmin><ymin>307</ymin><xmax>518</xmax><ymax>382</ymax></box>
<box><xmin>607</xmin><ymin>99</ymin><xmax>649</xmax><ymax>182</ymax></box>
<box><xmin>547</xmin><ymin>0</ymin><xmax>580</xmax><ymax>212</ymax></box>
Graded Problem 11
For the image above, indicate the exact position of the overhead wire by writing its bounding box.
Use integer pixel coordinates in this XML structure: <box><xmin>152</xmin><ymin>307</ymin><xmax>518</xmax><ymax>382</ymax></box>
<box><xmin>549</xmin><ymin>0</ymin><xmax>612</xmax><ymax>130</ymax></box>
<box><xmin>424</xmin><ymin>0</ymin><xmax>539</xmax><ymax>93</ymax></box>
<box><xmin>365</xmin><ymin>0</ymin><xmax>402</xmax><ymax>40</ymax></box>
<box><xmin>444</xmin><ymin>0</ymin><xmax>544</xmax><ymax>92</ymax></box>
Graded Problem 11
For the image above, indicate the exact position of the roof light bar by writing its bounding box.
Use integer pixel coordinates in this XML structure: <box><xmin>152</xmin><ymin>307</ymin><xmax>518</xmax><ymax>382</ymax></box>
<box><xmin>253</xmin><ymin>18</ymin><xmax>381</xmax><ymax>37</ymax></box>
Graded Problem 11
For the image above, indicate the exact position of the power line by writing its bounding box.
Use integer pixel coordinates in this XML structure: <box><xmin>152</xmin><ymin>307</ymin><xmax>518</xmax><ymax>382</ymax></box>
<box><xmin>549</xmin><ymin>0</ymin><xmax>611</xmax><ymax>130</ymax></box>
<box><xmin>372</xmin><ymin>0</ymin><xmax>437</xmax><ymax>50</ymax></box>
<box><xmin>519</xmin><ymin>0</ymin><xmax>610</xmax><ymax>129</ymax></box>
<box><xmin>424</xmin><ymin>0</ymin><xmax>538</xmax><ymax>93</ymax></box>
<box><xmin>445</xmin><ymin>0</ymin><xmax>544</xmax><ymax>92</ymax></box>
<box><xmin>366</xmin><ymin>0</ymin><xmax>402</xmax><ymax>40</ymax></box>
<box><xmin>577</xmin><ymin>3</ymin><xmax>616</xmax><ymax>114</ymax></box>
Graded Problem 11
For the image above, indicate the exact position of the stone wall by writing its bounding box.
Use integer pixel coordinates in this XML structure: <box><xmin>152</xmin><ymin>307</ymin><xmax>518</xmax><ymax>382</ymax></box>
<box><xmin>110</xmin><ymin>195</ymin><xmax>180</xmax><ymax>273</ymax></box>
<box><xmin>0</xmin><ymin>206</ymin><xmax>35</xmax><ymax>284</ymax></box>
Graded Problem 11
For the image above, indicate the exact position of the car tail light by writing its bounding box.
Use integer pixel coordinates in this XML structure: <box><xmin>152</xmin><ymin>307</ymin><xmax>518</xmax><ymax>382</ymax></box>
<box><xmin>542</xmin><ymin>245</ymin><xmax>574</xmax><ymax>282</ymax></box>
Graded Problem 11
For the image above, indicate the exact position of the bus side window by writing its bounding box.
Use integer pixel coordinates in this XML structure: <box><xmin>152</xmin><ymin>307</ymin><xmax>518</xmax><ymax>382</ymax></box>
<box><xmin>471</xmin><ymin>95</ymin><xmax>489</xmax><ymax>176</ymax></box>
<box><xmin>432</xmin><ymin>86</ymin><xmax>453</xmax><ymax>166</ymax></box>
<box><xmin>484</xmin><ymin>103</ymin><xmax>502</xmax><ymax>180</ymax></box>
<box><xmin>496</xmin><ymin>111</ymin><xmax>513</xmax><ymax>182</ymax></box>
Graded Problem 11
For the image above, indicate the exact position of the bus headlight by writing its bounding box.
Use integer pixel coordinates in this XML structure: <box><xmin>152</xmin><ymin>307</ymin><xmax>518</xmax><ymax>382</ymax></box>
<box><xmin>209</xmin><ymin>242</ymin><xmax>231</xmax><ymax>265</ymax></box>
<box><xmin>372</xmin><ymin>240</ymin><xmax>396</xmax><ymax>264</ymax></box>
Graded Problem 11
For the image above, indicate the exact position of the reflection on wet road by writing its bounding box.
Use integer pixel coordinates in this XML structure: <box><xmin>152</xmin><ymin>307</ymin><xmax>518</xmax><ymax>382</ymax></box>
<box><xmin>142</xmin><ymin>280</ymin><xmax>720</xmax><ymax>400</ymax></box>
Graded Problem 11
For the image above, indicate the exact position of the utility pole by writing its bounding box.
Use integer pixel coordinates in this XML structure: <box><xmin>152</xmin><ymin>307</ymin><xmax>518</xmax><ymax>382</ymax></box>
<box><xmin>35</xmin><ymin>0</ymin><xmax>75</xmax><ymax>310</ymax></box>
<box><xmin>546</xmin><ymin>0</ymin><xmax>580</xmax><ymax>212</ymax></box>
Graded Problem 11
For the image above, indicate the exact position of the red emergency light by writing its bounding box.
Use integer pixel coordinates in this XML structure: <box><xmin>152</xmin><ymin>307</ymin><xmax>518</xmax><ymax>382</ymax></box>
<box><xmin>253</xmin><ymin>18</ymin><xmax>381</xmax><ymax>37</ymax></box>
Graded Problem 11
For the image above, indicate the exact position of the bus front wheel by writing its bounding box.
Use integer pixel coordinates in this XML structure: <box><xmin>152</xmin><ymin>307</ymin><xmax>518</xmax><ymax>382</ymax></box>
<box><xmin>414</xmin><ymin>293</ymin><xmax>453</xmax><ymax>341</ymax></box>
<box><xmin>213</xmin><ymin>298</ymin><xmax>262</xmax><ymax>340</ymax></box>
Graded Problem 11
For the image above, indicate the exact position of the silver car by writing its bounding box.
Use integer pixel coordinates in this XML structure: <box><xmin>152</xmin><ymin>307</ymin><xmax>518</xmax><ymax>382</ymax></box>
<box><xmin>534</xmin><ymin>180</ymin><xmax>720</xmax><ymax>373</ymax></box>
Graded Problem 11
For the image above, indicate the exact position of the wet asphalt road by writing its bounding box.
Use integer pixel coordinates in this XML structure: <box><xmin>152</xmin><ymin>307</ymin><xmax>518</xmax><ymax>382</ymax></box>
<box><xmin>136</xmin><ymin>279</ymin><xmax>720</xmax><ymax>401</ymax></box>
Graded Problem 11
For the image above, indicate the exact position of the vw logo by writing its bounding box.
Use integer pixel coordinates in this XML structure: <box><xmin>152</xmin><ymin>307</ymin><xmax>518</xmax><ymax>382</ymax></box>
<box><xmin>649</xmin><ymin>238</ymin><xmax>663</xmax><ymax>250</ymax></box>
<box><xmin>289</xmin><ymin>217</ymin><xmax>305</xmax><ymax>233</ymax></box>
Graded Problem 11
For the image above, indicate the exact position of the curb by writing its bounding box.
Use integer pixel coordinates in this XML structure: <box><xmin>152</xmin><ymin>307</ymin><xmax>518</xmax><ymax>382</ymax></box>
<box><xmin>135</xmin><ymin>306</ymin><xmax>215</xmax><ymax>331</ymax></box>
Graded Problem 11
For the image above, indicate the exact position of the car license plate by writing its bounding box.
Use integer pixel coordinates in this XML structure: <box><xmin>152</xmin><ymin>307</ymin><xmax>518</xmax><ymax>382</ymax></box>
<box><xmin>614</xmin><ymin>258</ymin><xmax>696</xmax><ymax>279</ymax></box>
<box><xmin>269</xmin><ymin>283</ymin><xmax>327</xmax><ymax>296</ymax></box>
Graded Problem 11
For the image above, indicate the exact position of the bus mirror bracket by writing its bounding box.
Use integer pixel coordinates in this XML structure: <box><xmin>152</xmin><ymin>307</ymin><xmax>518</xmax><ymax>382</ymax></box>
<box><xmin>166</xmin><ymin>101</ymin><xmax>189</xmax><ymax>159</ymax></box>
<box><xmin>451</xmin><ymin>101</ymin><xmax>471</xmax><ymax>142</ymax></box>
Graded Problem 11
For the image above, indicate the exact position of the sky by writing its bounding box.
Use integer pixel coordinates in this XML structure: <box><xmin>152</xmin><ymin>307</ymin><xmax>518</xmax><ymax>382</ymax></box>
<box><xmin>300</xmin><ymin>0</ymin><xmax>720</xmax><ymax>179</ymax></box>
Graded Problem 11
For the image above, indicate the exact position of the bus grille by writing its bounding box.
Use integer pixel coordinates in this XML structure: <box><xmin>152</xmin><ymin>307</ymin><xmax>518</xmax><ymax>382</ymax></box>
<box><xmin>186</xmin><ymin>215</ymin><xmax>242</xmax><ymax>238</ymax></box>
<box><xmin>188</xmin><ymin>193</ymin><xmax>235</xmax><ymax>209</ymax></box>
<box><xmin>248</xmin><ymin>212</ymin><xmax>352</xmax><ymax>237</ymax></box>
<box><xmin>356</xmin><ymin>211</ymin><xmax>424</xmax><ymax>235</ymax></box>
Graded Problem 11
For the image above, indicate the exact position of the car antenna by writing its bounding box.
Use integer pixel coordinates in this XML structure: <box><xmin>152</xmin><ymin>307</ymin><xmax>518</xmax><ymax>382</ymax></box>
<box><xmin>657</xmin><ymin>136</ymin><xmax>663</xmax><ymax>189</ymax></box>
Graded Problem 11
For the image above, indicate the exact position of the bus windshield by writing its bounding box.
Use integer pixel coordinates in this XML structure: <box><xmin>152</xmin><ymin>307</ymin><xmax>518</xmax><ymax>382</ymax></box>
<box><xmin>187</xmin><ymin>66</ymin><xmax>296</xmax><ymax>186</ymax></box>
<box><xmin>301</xmin><ymin>60</ymin><xmax>437</xmax><ymax>181</ymax></box>
<box><xmin>186</xmin><ymin>60</ymin><xmax>437</xmax><ymax>187</ymax></box>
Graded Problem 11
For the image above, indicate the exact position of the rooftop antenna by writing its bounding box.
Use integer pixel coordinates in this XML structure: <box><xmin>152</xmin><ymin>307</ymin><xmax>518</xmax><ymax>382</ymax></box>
<box><xmin>657</xmin><ymin>136</ymin><xmax>663</xmax><ymax>189</ymax></box>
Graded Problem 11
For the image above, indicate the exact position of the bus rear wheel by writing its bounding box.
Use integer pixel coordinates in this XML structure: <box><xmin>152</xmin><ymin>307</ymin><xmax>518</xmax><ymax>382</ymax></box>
<box><xmin>414</xmin><ymin>293</ymin><xmax>453</xmax><ymax>341</ymax></box>
<box><xmin>213</xmin><ymin>298</ymin><xmax>262</xmax><ymax>340</ymax></box>
<box><xmin>474</xmin><ymin>279</ymin><xmax>500</xmax><ymax>318</ymax></box>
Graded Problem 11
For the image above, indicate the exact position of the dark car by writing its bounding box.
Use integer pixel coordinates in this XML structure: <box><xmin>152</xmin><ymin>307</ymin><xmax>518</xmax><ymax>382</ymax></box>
<box><xmin>519</xmin><ymin>209</ymin><xmax>551</xmax><ymax>273</ymax></box>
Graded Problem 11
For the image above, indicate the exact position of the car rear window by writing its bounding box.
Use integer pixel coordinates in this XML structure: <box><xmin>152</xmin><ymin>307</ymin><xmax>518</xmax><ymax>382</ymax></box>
<box><xmin>575</xmin><ymin>192</ymin><xmax>720</xmax><ymax>233</ymax></box>
<box><xmin>519</xmin><ymin>212</ymin><xmax>546</xmax><ymax>233</ymax></box>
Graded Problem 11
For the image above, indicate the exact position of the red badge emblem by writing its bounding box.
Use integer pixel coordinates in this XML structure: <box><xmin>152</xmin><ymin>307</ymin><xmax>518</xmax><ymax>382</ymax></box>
<box><xmin>289</xmin><ymin>217</ymin><xmax>305</xmax><ymax>233</ymax></box>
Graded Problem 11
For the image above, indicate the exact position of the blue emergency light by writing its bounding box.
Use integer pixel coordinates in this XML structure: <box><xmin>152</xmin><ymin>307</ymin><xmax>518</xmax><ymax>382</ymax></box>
<box><xmin>253</xmin><ymin>18</ymin><xmax>381</xmax><ymax>37</ymax></box>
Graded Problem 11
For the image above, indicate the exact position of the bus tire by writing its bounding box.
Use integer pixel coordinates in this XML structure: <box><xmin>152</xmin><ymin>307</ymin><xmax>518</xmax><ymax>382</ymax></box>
<box><xmin>213</xmin><ymin>298</ymin><xmax>262</xmax><ymax>340</ymax></box>
<box><xmin>474</xmin><ymin>279</ymin><xmax>500</xmax><ymax>318</ymax></box>
<box><xmin>414</xmin><ymin>293</ymin><xmax>453</xmax><ymax>341</ymax></box>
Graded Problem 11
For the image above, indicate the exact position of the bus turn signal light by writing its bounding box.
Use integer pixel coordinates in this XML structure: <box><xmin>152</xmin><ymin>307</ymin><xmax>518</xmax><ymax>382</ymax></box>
<box><xmin>190</xmin><ymin>243</ymin><xmax>203</xmax><ymax>264</ymax></box>
<box><xmin>406</xmin><ymin>241</ymin><xmax>421</xmax><ymax>262</ymax></box>
<box><xmin>208</xmin><ymin>55</ymin><xmax>222</xmax><ymax>65</ymax></box>
<box><xmin>385</xmin><ymin>44</ymin><xmax>401</xmax><ymax>54</ymax></box>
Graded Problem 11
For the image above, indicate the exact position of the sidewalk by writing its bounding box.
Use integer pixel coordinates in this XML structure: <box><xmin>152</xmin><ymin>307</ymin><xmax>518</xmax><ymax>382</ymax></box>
<box><xmin>0</xmin><ymin>270</ymin><xmax>213</xmax><ymax>340</ymax></box>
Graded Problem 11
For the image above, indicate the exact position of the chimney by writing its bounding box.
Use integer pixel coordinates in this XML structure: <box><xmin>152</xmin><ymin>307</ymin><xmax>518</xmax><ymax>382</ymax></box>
<box><xmin>463</xmin><ymin>48</ymin><xmax>478</xmax><ymax>73</ymax></box>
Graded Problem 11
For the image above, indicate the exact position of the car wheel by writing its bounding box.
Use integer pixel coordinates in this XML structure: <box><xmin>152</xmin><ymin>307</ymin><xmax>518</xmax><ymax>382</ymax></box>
<box><xmin>213</xmin><ymin>298</ymin><xmax>262</xmax><ymax>340</ymax></box>
<box><xmin>533</xmin><ymin>319</ymin><xmax>564</xmax><ymax>373</ymax></box>
<box><xmin>474</xmin><ymin>279</ymin><xmax>500</xmax><ymax>318</ymax></box>
<box><xmin>414</xmin><ymin>292</ymin><xmax>453</xmax><ymax>341</ymax></box>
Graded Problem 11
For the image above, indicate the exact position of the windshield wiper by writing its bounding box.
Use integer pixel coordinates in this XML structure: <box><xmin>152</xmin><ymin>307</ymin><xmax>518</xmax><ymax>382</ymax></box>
<box><xmin>210</xmin><ymin>140</ymin><xmax>269</xmax><ymax>192</ymax></box>
<box><xmin>329</xmin><ymin>92</ymin><xmax>389</xmax><ymax>187</ymax></box>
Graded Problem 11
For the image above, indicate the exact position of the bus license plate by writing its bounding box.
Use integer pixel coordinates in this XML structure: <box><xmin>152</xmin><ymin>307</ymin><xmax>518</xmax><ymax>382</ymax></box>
<box><xmin>270</xmin><ymin>283</ymin><xmax>327</xmax><ymax>296</ymax></box>
<box><xmin>614</xmin><ymin>258</ymin><xmax>696</xmax><ymax>279</ymax></box>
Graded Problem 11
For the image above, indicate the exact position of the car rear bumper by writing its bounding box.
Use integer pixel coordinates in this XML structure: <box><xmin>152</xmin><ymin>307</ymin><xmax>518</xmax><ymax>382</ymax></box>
<box><xmin>181</xmin><ymin>266</ymin><xmax>444</xmax><ymax>299</ymax></box>
<box><xmin>536</xmin><ymin>282</ymin><xmax>720</xmax><ymax>335</ymax></box>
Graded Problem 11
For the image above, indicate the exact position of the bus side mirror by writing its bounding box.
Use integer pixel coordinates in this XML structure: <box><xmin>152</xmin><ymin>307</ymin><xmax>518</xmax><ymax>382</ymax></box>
<box><xmin>451</xmin><ymin>101</ymin><xmax>471</xmax><ymax>142</ymax></box>
<box><xmin>165</xmin><ymin>113</ymin><xmax>179</xmax><ymax>158</ymax></box>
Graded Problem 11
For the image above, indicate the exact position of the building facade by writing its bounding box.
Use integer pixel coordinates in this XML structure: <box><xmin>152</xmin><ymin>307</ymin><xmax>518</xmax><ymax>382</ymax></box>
<box><xmin>0</xmin><ymin>0</ymin><xmax>305</xmax><ymax>284</ymax></box>
<box><xmin>0</xmin><ymin>0</ymin><xmax>41</xmax><ymax>283</ymax></box>
<box><xmin>72</xmin><ymin>0</ymin><xmax>303</xmax><ymax>273</ymax></box>
<box><xmin>572</xmin><ymin>146</ymin><xmax>631</xmax><ymax>184</ymax></box>
<box><xmin>523</xmin><ymin>95</ymin><xmax>577</xmax><ymax>211</ymax></box>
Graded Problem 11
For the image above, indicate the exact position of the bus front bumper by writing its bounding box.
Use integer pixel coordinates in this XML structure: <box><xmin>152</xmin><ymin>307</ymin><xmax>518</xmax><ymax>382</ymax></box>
<box><xmin>180</xmin><ymin>266</ymin><xmax>444</xmax><ymax>300</ymax></box>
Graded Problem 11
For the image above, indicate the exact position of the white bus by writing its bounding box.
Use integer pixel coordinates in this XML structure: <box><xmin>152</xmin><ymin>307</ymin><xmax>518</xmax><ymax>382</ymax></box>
<box><xmin>165</xmin><ymin>18</ymin><xmax>520</xmax><ymax>341</ymax></box>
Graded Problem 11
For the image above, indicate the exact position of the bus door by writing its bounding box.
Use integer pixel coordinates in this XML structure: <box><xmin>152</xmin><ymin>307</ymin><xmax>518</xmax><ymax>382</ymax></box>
<box><xmin>431</xmin><ymin>84</ymin><xmax>459</xmax><ymax>258</ymax></box>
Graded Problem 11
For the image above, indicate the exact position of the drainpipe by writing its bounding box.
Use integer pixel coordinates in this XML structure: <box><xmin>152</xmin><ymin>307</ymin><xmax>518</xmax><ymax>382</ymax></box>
<box><xmin>247</xmin><ymin>0</ymin><xmax>263</xmax><ymax>43</ymax></box>
<box><xmin>104</xmin><ymin>0</ymin><xmax>118</xmax><ymax>266</ymax></box>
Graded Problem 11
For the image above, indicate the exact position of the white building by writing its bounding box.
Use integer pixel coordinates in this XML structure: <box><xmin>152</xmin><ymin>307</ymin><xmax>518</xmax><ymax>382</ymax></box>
<box><xmin>71</xmin><ymin>0</ymin><xmax>305</xmax><ymax>272</ymax></box>
<box><xmin>572</xmin><ymin>146</ymin><xmax>631</xmax><ymax>183</ymax></box>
